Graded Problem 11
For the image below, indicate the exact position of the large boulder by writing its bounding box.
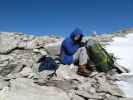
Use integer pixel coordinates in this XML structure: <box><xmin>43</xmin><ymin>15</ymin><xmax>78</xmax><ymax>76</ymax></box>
<box><xmin>0</xmin><ymin>32</ymin><xmax>61</xmax><ymax>77</ymax></box>
<box><xmin>0</xmin><ymin>32</ymin><xmax>21</xmax><ymax>54</ymax></box>
<box><xmin>0</xmin><ymin>78</ymin><xmax>9</xmax><ymax>90</ymax></box>
<box><xmin>0</xmin><ymin>78</ymin><xmax>70</xmax><ymax>100</ymax></box>
<box><xmin>44</xmin><ymin>40</ymin><xmax>62</xmax><ymax>56</ymax></box>
<box><xmin>55</xmin><ymin>64</ymin><xmax>85</xmax><ymax>81</ymax></box>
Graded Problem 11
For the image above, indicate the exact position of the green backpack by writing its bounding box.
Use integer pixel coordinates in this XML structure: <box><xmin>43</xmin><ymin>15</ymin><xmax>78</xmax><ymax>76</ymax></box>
<box><xmin>86</xmin><ymin>39</ymin><xmax>115</xmax><ymax>72</ymax></box>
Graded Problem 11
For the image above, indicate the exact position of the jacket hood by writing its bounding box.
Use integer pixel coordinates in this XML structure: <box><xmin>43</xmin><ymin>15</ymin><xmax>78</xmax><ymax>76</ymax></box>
<box><xmin>70</xmin><ymin>28</ymin><xmax>84</xmax><ymax>39</ymax></box>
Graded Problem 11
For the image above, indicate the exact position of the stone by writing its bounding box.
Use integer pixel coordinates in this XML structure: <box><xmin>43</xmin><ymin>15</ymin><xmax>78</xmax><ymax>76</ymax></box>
<box><xmin>18</xmin><ymin>67</ymin><xmax>33</xmax><ymax>78</ymax></box>
<box><xmin>75</xmin><ymin>90</ymin><xmax>102</xmax><ymax>99</ymax></box>
<box><xmin>119</xmin><ymin>97</ymin><xmax>133</xmax><ymax>100</ymax></box>
<box><xmin>106</xmin><ymin>96</ymin><xmax>119</xmax><ymax>100</ymax></box>
<box><xmin>0</xmin><ymin>33</ymin><xmax>19</xmax><ymax>54</ymax></box>
<box><xmin>96</xmin><ymin>74</ymin><xmax>125</xmax><ymax>97</ymax></box>
<box><xmin>55</xmin><ymin>64</ymin><xmax>85</xmax><ymax>81</ymax></box>
<box><xmin>77</xmin><ymin>81</ymin><xmax>96</xmax><ymax>94</ymax></box>
<box><xmin>71</xmin><ymin>94</ymin><xmax>84</xmax><ymax>100</ymax></box>
<box><xmin>40</xmin><ymin>80</ymin><xmax>78</xmax><ymax>91</ymax></box>
<box><xmin>38</xmin><ymin>70</ymin><xmax>55</xmax><ymax>79</ymax></box>
<box><xmin>0</xmin><ymin>79</ymin><xmax>9</xmax><ymax>90</ymax></box>
<box><xmin>45</xmin><ymin>43</ymin><xmax>61</xmax><ymax>56</ymax></box>
<box><xmin>33</xmin><ymin>49</ymin><xmax>47</xmax><ymax>55</ymax></box>
<box><xmin>0</xmin><ymin>78</ymin><xmax>70</xmax><ymax>100</ymax></box>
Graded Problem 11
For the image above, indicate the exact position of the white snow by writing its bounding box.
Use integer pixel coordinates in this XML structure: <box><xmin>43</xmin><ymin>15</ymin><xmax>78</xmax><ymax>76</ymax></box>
<box><xmin>106</xmin><ymin>33</ymin><xmax>133</xmax><ymax>97</ymax></box>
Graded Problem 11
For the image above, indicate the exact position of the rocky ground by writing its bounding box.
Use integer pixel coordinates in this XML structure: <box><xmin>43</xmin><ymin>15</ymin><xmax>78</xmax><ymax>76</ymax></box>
<box><xmin>84</xmin><ymin>28</ymin><xmax>133</xmax><ymax>43</ymax></box>
<box><xmin>0</xmin><ymin>32</ymin><xmax>133</xmax><ymax>100</ymax></box>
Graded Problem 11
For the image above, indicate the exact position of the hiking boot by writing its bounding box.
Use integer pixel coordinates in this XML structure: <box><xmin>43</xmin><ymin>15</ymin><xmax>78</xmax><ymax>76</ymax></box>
<box><xmin>86</xmin><ymin>64</ymin><xmax>96</xmax><ymax>71</ymax></box>
<box><xmin>77</xmin><ymin>70</ymin><xmax>91</xmax><ymax>77</ymax></box>
<box><xmin>87</xmin><ymin>60</ymin><xmax>96</xmax><ymax>71</ymax></box>
<box><xmin>77</xmin><ymin>65</ymin><xmax>91</xmax><ymax>77</ymax></box>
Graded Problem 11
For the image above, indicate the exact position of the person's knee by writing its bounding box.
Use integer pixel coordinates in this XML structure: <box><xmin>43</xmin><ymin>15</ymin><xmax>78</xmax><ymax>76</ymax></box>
<box><xmin>80</xmin><ymin>47</ymin><xmax>87</xmax><ymax>52</ymax></box>
<box><xmin>80</xmin><ymin>47</ymin><xmax>89</xmax><ymax>58</ymax></box>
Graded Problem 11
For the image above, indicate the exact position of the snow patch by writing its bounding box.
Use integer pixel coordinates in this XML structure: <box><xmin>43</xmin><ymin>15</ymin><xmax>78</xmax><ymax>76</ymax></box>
<box><xmin>106</xmin><ymin>33</ymin><xmax>133</xmax><ymax>98</ymax></box>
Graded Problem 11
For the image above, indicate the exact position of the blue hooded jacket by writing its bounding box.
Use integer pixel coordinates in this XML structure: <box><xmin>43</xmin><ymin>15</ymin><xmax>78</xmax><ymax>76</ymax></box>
<box><xmin>60</xmin><ymin>28</ymin><xmax>84</xmax><ymax>64</ymax></box>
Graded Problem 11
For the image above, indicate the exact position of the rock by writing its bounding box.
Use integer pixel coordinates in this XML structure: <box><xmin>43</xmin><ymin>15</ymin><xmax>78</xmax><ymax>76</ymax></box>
<box><xmin>77</xmin><ymin>80</ymin><xmax>96</xmax><ymax>94</ymax></box>
<box><xmin>115</xmin><ymin>73</ymin><xmax>133</xmax><ymax>81</ymax></box>
<box><xmin>0</xmin><ymin>86</ymin><xmax>9</xmax><ymax>100</ymax></box>
<box><xmin>106</xmin><ymin>96</ymin><xmax>133</xmax><ymax>100</ymax></box>
<box><xmin>0</xmin><ymin>32</ymin><xmax>19</xmax><ymax>54</ymax></box>
<box><xmin>45</xmin><ymin>42</ymin><xmax>62</xmax><ymax>56</ymax></box>
<box><xmin>17</xmin><ymin>40</ymin><xmax>37</xmax><ymax>49</ymax></box>
<box><xmin>75</xmin><ymin>90</ymin><xmax>102</xmax><ymax>99</ymax></box>
<box><xmin>96</xmin><ymin>75</ymin><xmax>125</xmax><ymax>97</ymax></box>
<box><xmin>55</xmin><ymin>64</ymin><xmax>85</xmax><ymax>81</ymax></box>
<box><xmin>0</xmin><ymin>56</ymin><xmax>18</xmax><ymax>76</ymax></box>
<box><xmin>0</xmin><ymin>78</ymin><xmax>70</xmax><ymax>100</ymax></box>
<box><xmin>0</xmin><ymin>32</ymin><xmax>62</xmax><ymax>77</ymax></box>
<box><xmin>71</xmin><ymin>94</ymin><xmax>84</xmax><ymax>100</ymax></box>
<box><xmin>0</xmin><ymin>79</ymin><xmax>9</xmax><ymax>90</ymax></box>
<box><xmin>89</xmin><ymin>71</ymin><xmax>99</xmax><ymax>78</ymax></box>
<box><xmin>39</xmin><ymin>80</ymin><xmax>78</xmax><ymax>91</ymax></box>
<box><xmin>106</xmin><ymin>95</ymin><xmax>119</xmax><ymax>100</ymax></box>
<box><xmin>36</xmin><ymin>70</ymin><xmax>56</xmax><ymax>80</ymax></box>
<box><xmin>0</xmin><ymin>50</ymin><xmax>41</xmax><ymax>76</ymax></box>
<box><xmin>33</xmin><ymin>49</ymin><xmax>47</xmax><ymax>55</ymax></box>
<box><xmin>92</xmin><ymin>35</ymin><xmax>113</xmax><ymax>42</ymax></box>
<box><xmin>119</xmin><ymin>97</ymin><xmax>133</xmax><ymax>100</ymax></box>
<box><xmin>67</xmin><ymin>90</ymin><xmax>85</xmax><ymax>100</ymax></box>
<box><xmin>18</xmin><ymin>67</ymin><xmax>34</xmax><ymax>78</ymax></box>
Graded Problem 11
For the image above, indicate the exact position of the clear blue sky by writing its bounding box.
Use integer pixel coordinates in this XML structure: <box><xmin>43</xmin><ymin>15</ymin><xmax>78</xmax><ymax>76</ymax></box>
<box><xmin>0</xmin><ymin>0</ymin><xmax>133</xmax><ymax>36</ymax></box>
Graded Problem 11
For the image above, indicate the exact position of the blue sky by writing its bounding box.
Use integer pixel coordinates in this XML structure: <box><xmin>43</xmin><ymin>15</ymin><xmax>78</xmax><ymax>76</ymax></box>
<box><xmin>0</xmin><ymin>0</ymin><xmax>133</xmax><ymax>36</ymax></box>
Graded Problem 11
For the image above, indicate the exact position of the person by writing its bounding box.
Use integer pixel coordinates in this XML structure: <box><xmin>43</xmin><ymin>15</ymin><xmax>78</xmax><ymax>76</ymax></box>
<box><xmin>60</xmin><ymin>28</ymin><xmax>91</xmax><ymax>76</ymax></box>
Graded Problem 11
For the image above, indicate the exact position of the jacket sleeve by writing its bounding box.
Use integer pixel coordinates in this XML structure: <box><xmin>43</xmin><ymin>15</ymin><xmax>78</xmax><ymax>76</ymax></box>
<box><xmin>62</xmin><ymin>39</ymin><xmax>80</xmax><ymax>55</ymax></box>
